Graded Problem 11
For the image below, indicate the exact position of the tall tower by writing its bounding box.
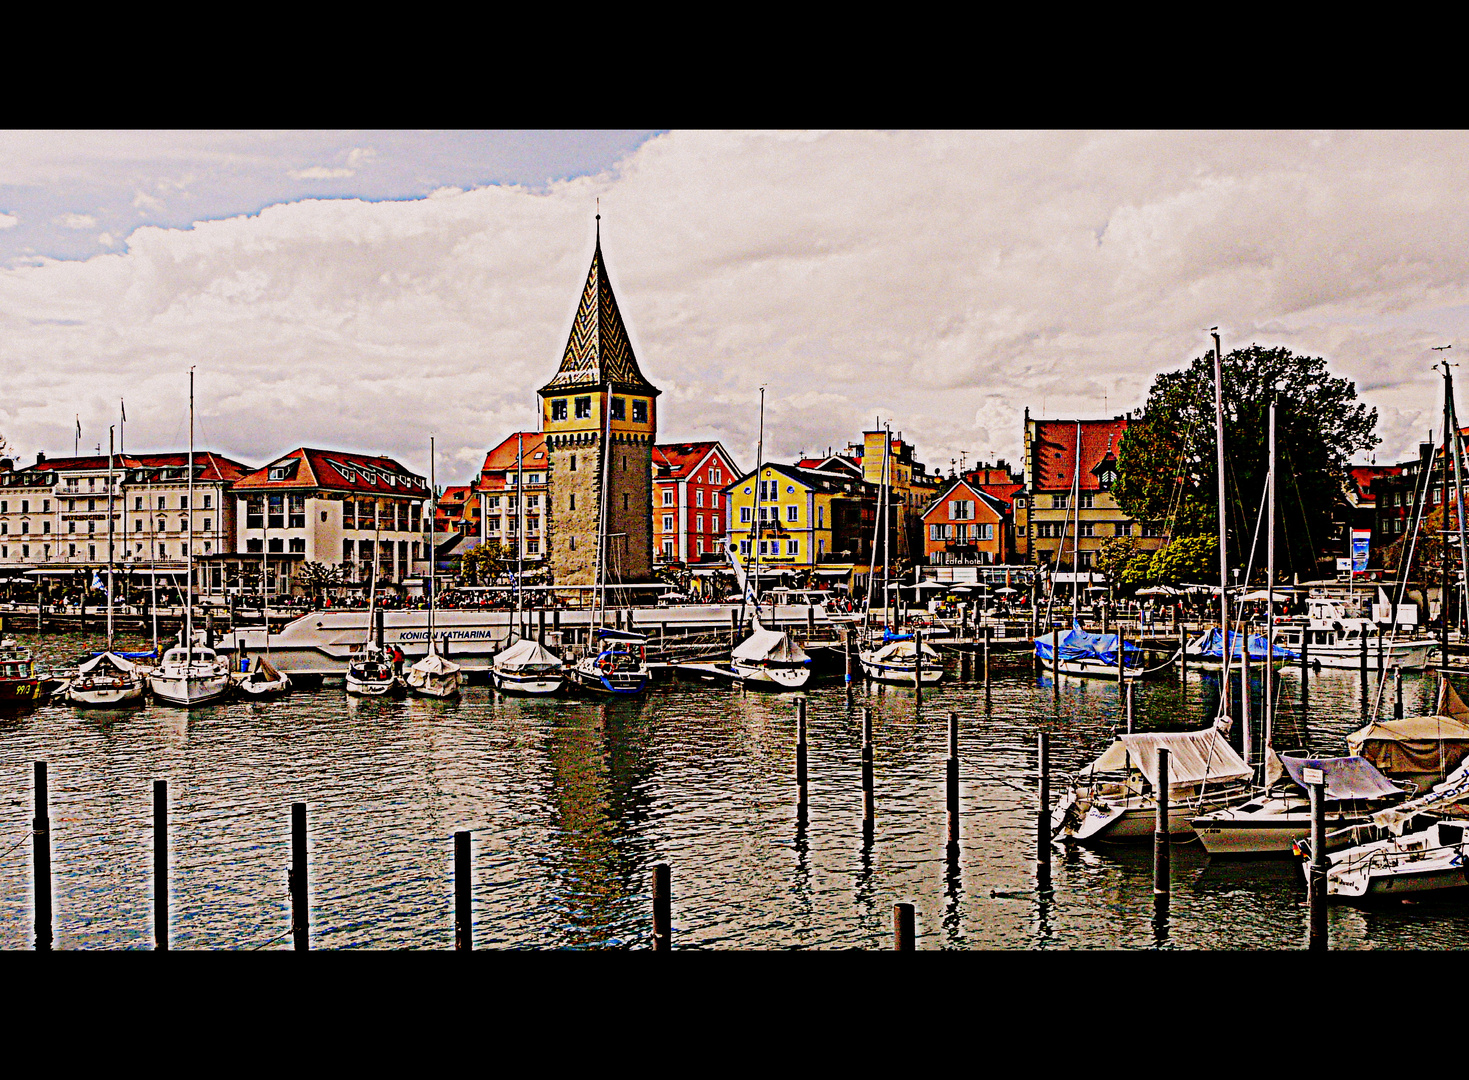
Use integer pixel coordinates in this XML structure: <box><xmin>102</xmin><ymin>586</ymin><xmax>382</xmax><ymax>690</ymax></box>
<box><xmin>540</xmin><ymin>221</ymin><xmax>660</xmax><ymax>586</ymax></box>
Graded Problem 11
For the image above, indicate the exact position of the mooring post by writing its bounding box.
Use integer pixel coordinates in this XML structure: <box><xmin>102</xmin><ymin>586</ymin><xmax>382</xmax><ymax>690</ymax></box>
<box><xmin>652</xmin><ymin>862</ymin><xmax>671</xmax><ymax>951</ymax></box>
<box><xmin>1126</xmin><ymin>680</ymin><xmax>1136</xmax><ymax>734</ymax></box>
<box><xmin>843</xmin><ymin>628</ymin><xmax>853</xmax><ymax>688</ymax></box>
<box><xmin>538</xmin><ymin>607</ymin><xmax>546</xmax><ymax>647</ymax></box>
<box><xmin>1153</xmin><ymin>748</ymin><xmax>1170</xmax><ymax>899</ymax></box>
<box><xmin>33</xmin><ymin>761</ymin><xmax>51</xmax><ymax>952</ymax></box>
<box><xmin>893</xmin><ymin>903</ymin><xmax>915</xmax><ymax>951</ymax></box>
<box><xmin>1051</xmin><ymin>615</ymin><xmax>1059</xmax><ymax>696</ymax></box>
<box><xmin>796</xmin><ymin>697</ymin><xmax>809</xmax><ymax>803</ymax></box>
<box><xmin>1117</xmin><ymin>628</ymin><xmax>1125</xmax><ymax>685</ymax></box>
<box><xmin>454</xmin><ymin>830</ymin><xmax>472</xmax><ymax>951</ymax></box>
<box><xmin>913</xmin><ymin>630</ymin><xmax>923</xmax><ymax>694</ymax></box>
<box><xmin>983</xmin><ymin>625</ymin><xmax>990</xmax><ymax>687</ymax></box>
<box><xmin>1179</xmin><ymin>622</ymin><xmax>1187</xmax><ymax>681</ymax></box>
<box><xmin>154</xmin><ymin>779</ymin><xmax>168</xmax><ymax>951</ymax></box>
<box><xmin>1359</xmin><ymin>633</ymin><xmax>1367</xmax><ymax>684</ymax></box>
<box><xmin>947</xmin><ymin>711</ymin><xmax>960</xmax><ymax>845</ymax></box>
<box><xmin>1309</xmin><ymin>779</ymin><xmax>1327</xmax><ymax>951</ymax></box>
<box><xmin>1395</xmin><ymin>665</ymin><xmax>1404</xmax><ymax>719</ymax></box>
<box><xmin>730</xmin><ymin>608</ymin><xmax>738</xmax><ymax>648</ymax></box>
<box><xmin>1377</xmin><ymin>628</ymin><xmax>1384</xmax><ymax>679</ymax></box>
<box><xmin>291</xmin><ymin>802</ymin><xmax>309</xmax><ymax>951</ymax></box>
<box><xmin>1036</xmin><ymin>731</ymin><xmax>1051</xmax><ymax>884</ymax></box>
<box><xmin>862</xmin><ymin>706</ymin><xmax>875</xmax><ymax>825</ymax></box>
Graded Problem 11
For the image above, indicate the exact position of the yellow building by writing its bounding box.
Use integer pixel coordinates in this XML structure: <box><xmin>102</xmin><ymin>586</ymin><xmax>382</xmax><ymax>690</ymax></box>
<box><xmin>723</xmin><ymin>462</ymin><xmax>878</xmax><ymax>579</ymax></box>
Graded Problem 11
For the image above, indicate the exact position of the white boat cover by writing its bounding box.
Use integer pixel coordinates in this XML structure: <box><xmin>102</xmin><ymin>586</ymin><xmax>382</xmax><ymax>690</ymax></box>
<box><xmin>493</xmin><ymin>639</ymin><xmax>562</xmax><ymax>670</ymax></box>
<box><xmin>78</xmin><ymin>652</ymin><xmax>138</xmax><ymax>676</ymax></box>
<box><xmin>1086</xmin><ymin>724</ymin><xmax>1251</xmax><ymax>786</ymax></box>
<box><xmin>732</xmin><ymin>628</ymin><xmax>810</xmax><ymax>664</ymax></box>
<box><xmin>868</xmin><ymin>639</ymin><xmax>940</xmax><ymax>662</ymax></box>
<box><xmin>410</xmin><ymin>652</ymin><xmax>460</xmax><ymax>676</ymax></box>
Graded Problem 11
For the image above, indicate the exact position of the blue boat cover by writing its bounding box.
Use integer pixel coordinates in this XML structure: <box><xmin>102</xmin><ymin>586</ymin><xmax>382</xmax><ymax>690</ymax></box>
<box><xmin>882</xmin><ymin>630</ymin><xmax>914</xmax><ymax>643</ymax></box>
<box><xmin>1278</xmin><ymin>753</ymin><xmax>1404</xmax><ymax>800</ymax></box>
<box><xmin>1193</xmin><ymin>627</ymin><xmax>1297</xmax><ymax>661</ymax></box>
<box><xmin>1034</xmin><ymin>623</ymin><xmax>1142</xmax><ymax>666</ymax></box>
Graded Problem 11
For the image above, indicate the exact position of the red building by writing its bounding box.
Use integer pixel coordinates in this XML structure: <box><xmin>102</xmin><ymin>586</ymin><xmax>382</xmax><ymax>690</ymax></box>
<box><xmin>653</xmin><ymin>441</ymin><xmax>741</xmax><ymax>564</ymax></box>
<box><xmin>922</xmin><ymin>478</ymin><xmax>1012</xmax><ymax>565</ymax></box>
<box><xmin>434</xmin><ymin>485</ymin><xmax>479</xmax><ymax>534</ymax></box>
<box><xmin>475</xmin><ymin>432</ymin><xmax>549</xmax><ymax>565</ymax></box>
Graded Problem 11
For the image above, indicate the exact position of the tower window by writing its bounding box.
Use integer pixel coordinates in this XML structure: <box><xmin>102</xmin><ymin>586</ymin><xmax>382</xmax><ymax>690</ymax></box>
<box><xmin>569</xmin><ymin>493</ymin><xmax>576</xmax><ymax>511</ymax></box>
<box><xmin>632</xmin><ymin>399</ymin><xmax>647</xmax><ymax>423</ymax></box>
<box><xmin>575</xmin><ymin>397</ymin><xmax>592</xmax><ymax>419</ymax></box>
<box><xmin>551</xmin><ymin>399</ymin><xmax>567</xmax><ymax>421</ymax></box>
<box><xmin>623</xmin><ymin>494</ymin><xmax>629</xmax><ymax>510</ymax></box>
<box><xmin>570</xmin><ymin>454</ymin><xmax>577</xmax><ymax>472</ymax></box>
<box><xmin>610</xmin><ymin>397</ymin><xmax>626</xmax><ymax>421</ymax></box>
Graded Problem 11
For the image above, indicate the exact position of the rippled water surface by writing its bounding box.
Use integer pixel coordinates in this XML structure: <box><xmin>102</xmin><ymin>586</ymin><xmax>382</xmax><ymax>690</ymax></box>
<box><xmin>2</xmin><ymin>629</ymin><xmax>1467</xmax><ymax>950</ymax></box>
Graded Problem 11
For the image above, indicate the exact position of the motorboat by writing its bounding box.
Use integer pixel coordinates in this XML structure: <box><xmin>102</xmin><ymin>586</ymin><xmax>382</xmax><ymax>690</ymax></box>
<box><xmin>730</xmin><ymin>622</ymin><xmax>812</xmax><ymax>690</ymax></box>
<box><xmin>572</xmin><ymin>630</ymin><xmax>650</xmax><ymax>695</ymax></box>
<box><xmin>1052</xmin><ymin>722</ymin><xmax>1254</xmax><ymax>844</ymax></box>
<box><xmin>406</xmin><ymin>648</ymin><xmax>462</xmax><ymax>699</ymax></box>
<box><xmin>1192</xmin><ymin>751</ymin><xmax>1406</xmax><ymax>857</ymax></box>
<box><xmin>149</xmin><ymin>641</ymin><xmax>233</xmax><ymax>707</ymax></box>
<box><xmin>1274</xmin><ymin>598</ymin><xmax>1437</xmax><ymax>670</ymax></box>
<box><xmin>1345</xmin><ymin>673</ymin><xmax>1469</xmax><ymax>792</ymax></box>
<box><xmin>66</xmin><ymin>651</ymin><xmax>148</xmax><ymax>707</ymax></box>
<box><xmin>490</xmin><ymin>638</ymin><xmax>564</xmax><ymax>695</ymax></box>
<box><xmin>346</xmin><ymin>645</ymin><xmax>406</xmax><ymax>698</ymax></box>
<box><xmin>0</xmin><ymin>640</ymin><xmax>42</xmax><ymax>711</ymax></box>
<box><xmin>236</xmin><ymin>655</ymin><xmax>291</xmax><ymax>700</ymax></box>
<box><xmin>1034</xmin><ymin>623</ymin><xmax>1143</xmax><ymax>681</ymax></box>
<box><xmin>1301</xmin><ymin>760</ymin><xmax>1469</xmax><ymax>899</ymax></box>
<box><xmin>859</xmin><ymin>632</ymin><xmax>944</xmax><ymax>685</ymax></box>
<box><xmin>1184</xmin><ymin>627</ymin><xmax>1297</xmax><ymax>670</ymax></box>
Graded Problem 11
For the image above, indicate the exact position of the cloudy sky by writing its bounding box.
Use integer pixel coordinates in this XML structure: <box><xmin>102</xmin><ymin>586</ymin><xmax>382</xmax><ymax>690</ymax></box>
<box><xmin>2</xmin><ymin>129</ymin><xmax>1466</xmax><ymax>486</ymax></box>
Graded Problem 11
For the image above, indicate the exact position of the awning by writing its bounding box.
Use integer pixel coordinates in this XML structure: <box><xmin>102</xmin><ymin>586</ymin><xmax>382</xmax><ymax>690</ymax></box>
<box><xmin>813</xmin><ymin>569</ymin><xmax>852</xmax><ymax>577</ymax></box>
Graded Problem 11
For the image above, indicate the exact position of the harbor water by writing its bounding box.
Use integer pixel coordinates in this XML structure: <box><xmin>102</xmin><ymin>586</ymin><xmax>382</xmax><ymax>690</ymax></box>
<box><xmin>3</xmin><ymin>628</ymin><xmax>1468</xmax><ymax>949</ymax></box>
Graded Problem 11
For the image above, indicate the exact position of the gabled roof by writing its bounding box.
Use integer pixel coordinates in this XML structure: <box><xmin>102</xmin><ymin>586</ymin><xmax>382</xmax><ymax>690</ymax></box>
<box><xmin>12</xmin><ymin>452</ymin><xmax>251</xmax><ymax>484</ymax></box>
<box><xmin>539</xmin><ymin>230</ymin><xmax>659</xmax><ymax>398</ymax></box>
<box><xmin>234</xmin><ymin>448</ymin><xmax>428</xmax><ymax>496</ymax></box>
<box><xmin>653</xmin><ymin>441</ymin><xmax>739</xmax><ymax>481</ymax></box>
<box><xmin>797</xmin><ymin>455</ymin><xmax>863</xmax><ymax>477</ymax></box>
<box><xmin>922</xmin><ymin>478</ymin><xmax>1010</xmax><ymax>521</ymax></box>
<box><xmin>438</xmin><ymin>486</ymin><xmax>473</xmax><ymax>504</ymax></box>
<box><xmin>475</xmin><ymin>433</ymin><xmax>549</xmax><ymax>493</ymax></box>
<box><xmin>1030</xmin><ymin>417</ymin><xmax>1129</xmax><ymax>493</ymax></box>
<box><xmin>725</xmin><ymin>460</ymin><xmax>877</xmax><ymax>498</ymax></box>
<box><xmin>1349</xmin><ymin>464</ymin><xmax>1400</xmax><ymax>503</ymax></box>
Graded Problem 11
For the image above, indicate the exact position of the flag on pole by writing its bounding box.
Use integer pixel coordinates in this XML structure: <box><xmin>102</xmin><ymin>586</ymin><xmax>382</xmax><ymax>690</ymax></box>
<box><xmin>120</xmin><ymin>399</ymin><xmax>126</xmax><ymax>422</ymax></box>
<box><xmin>76</xmin><ymin>416</ymin><xmax>81</xmax><ymax>439</ymax></box>
<box><xmin>90</xmin><ymin>571</ymin><xmax>103</xmax><ymax>592</ymax></box>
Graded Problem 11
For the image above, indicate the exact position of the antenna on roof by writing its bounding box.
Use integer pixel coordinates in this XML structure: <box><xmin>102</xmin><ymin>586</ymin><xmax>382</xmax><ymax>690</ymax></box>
<box><xmin>596</xmin><ymin>199</ymin><xmax>601</xmax><ymax>244</ymax></box>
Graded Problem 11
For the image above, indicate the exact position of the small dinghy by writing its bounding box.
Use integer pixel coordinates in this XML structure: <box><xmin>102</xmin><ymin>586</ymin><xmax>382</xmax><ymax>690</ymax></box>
<box><xmin>407</xmin><ymin>648</ymin><xmax>462</xmax><ymax>699</ymax></box>
<box><xmin>731</xmin><ymin>623</ymin><xmax>812</xmax><ymax>690</ymax></box>
<box><xmin>66</xmin><ymin>651</ymin><xmax>148</xmax><ymax>708</ymax></box>
<box><xmin>236</xmin><ymin>655</ymin><xmax>291</xmax><ymax>700</ymax></box>
<box><xmin>491</xmin><ymin>638</ymin><xmax>564</xmax><ymax>695</ymax></box>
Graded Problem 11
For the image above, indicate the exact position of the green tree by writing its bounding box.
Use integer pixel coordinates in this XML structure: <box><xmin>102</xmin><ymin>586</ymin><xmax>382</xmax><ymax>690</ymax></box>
<box><xmin>1120</xmin><ymin>550</ymin><xmax>1154</xmax><ymax>588</ymax></box>
<box><xmin>1094</xmin><ymin>536</ymin><xmax>1136</xmax><ymax>586</ymax></box>
<box><xmin>295</xmin><ymin>561</ymin><xmax>343</xmax><ymax>604</ymax></box>
<box><xmin>459</xmin><ymin>540</ymin><xmax>512</xmax><ymax>585</ymax></box>
<box><xmin>1148</xmin><ymin>535</ymin><xmax>1218</xmax><ymax>585</ymax></box>
<box><xmin>1113</xmin><ymin>344</ymin><xmax>1378</xmax><ymax>582</ymax></box>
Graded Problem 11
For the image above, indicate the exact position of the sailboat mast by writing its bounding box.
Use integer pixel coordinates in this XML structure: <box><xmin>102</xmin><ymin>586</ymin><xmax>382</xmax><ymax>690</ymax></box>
<box><xmin>1447</xmin><ymin>376</ymin><xmax>1469</xmax><ymax>639</ymax></box>
<box><xmin>516</xmin><ymin>431</ymin><xmax>524</xmax><ymax>642</ymax></box>
<box><xmin>148</xmin><ymin>471</ymin><xmax>158</xmax><ymax>655</ymax></box>
<box><xmin>1266</xmin><ymin>402</ymin><xmax>1276</xmax><ymax>756</ymax></box>
<box><xmin>1444</xmin><ymin>361</ymin><xmax>1454</xmax><ymax>665</ymax></box>
<box><xmin>1071</xmin><ymin>421</ymin><xmax>1082</xmax><ymax>613</ymax></box>
<box><xmin>883</xmin><ymin>423</ymin><xmax>892</xmax><ymax>632</ymax></box>
<box><xmin>862</xmin><ymin>416</ymin><xmax>882</xmax><ymax>628</ymax></box>
<box><xmin>186</xmin><ymin>368</ymin><xmax>195</xmax><ymax>662</ymax></box>
<box><xmin>593</xmin><ymin>380</ymin><xmax>612</xmax><ymax>630</ymax></box>
<box><xmin>1212</xmin><ymin>330</ymin><xmax>1230</xmax><ymax>722</ymax></box>
<box><xmin>107</xmin><ymin>425</ymin><xmax>115</xmax><ymax>651</ymax></box>
<box><xmin>429</xmin><ymin>436</ymin><xmax>436</xmax><ymax>655</ymax></box>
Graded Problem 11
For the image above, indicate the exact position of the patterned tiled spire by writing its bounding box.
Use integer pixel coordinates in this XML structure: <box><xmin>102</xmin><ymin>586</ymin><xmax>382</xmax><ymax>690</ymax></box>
<box><xmin>539</xmin><ymin>222</ymin><xmax>659</xmax><ymax>396</ymax></box>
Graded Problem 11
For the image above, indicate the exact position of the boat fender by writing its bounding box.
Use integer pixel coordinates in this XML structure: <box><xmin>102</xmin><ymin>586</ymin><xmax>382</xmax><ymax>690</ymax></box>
<box><xmin>599</xmin><ymin>656</ymin><xmax>616</xmax><ymax>675</ymax></box>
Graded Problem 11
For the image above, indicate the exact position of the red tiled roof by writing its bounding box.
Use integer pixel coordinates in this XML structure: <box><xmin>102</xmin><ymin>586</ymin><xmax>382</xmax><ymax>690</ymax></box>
<box><xmin>1031</xmin><ymin>418</ymin><xmax>1129</xmax><ymax>492</ymax></box>
<box><xmin>479</xmin><ymin>432</ymin><xmax>548</xmax><ymax>475</ymax></box>
<box><xmin>1349</xmin><ymin>464</ymin><xmax>1400</xmax><ymax>502</ymax></box>
<box><xmin>923</xmin><ymin>478</ymin><xmax>1010</xmax><ymax>522</ymax></box>
<box><xmin>653</xmin><ymin>441</ymin><xmax>737</xmax><ymax>481</ymax></box>
<box><xmin>20</xmin><ymin>452</ymin><xmax>251</xmax><ymax>483</ymax></box>
<box><xmin>439</xmin><ymin>486</ymin><xmax>473</xmax><ymax>504</ymax></box>
<box><xmin>235</xmin><ymin>448</ymin><xmax>428</xmax><ymax>496</ymax></box>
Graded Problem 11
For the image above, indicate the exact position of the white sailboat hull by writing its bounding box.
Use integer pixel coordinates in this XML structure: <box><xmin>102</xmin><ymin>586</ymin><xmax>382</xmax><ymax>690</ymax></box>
<box><xmin>1054</xmin><ymin>657</ymin><xmax>1145</xmax><ymax>680</ymax></box>
<box><xmin>731</xmin><ymin>661</ymin><xmax>811</xmax><ymax>690</ymax></box>
<box><xmin>491</xmin><ymin>669</ymin><xmax>563</xmax><ymax>695</ymax></box>
<box><xmin>67</xmin><ymin>681</ymin><xmax>147</xmax><ymax>707</ymax></box>
<box><xmin>149</xmin><ymin>670</ymin><xmax>232</xmax><ymax>707</ymax></box>
<box><xmin>407</xmin><ymin>671</ymin><xmax>461</xmax><ymax>698</ymax></box>
<box><xmin>859</xmin><ymin>654</ymin><xmax>944</xmax><ymax>685</ymax></box>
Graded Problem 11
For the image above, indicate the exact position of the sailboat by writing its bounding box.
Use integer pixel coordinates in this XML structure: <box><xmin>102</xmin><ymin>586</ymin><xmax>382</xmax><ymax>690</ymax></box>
<box><xmin>571</xmin><ymin>380</ymin><xmax>650</xmax><ymax>695</ymax></box>
<box><xmin>149</xmin><ymin>371</ymin><xmax>233</xmax><ymax>707</ymax></box>
<box><xmin>69</xmin><ymin>425</ymin><xmax>147</xmax><ymax>708</ymax></box>
<box><xmin>408</xmin><ymin>437</ymin><xmax>462</xmax><ymax>698</ymax></box>
<box><xmin>346</xmin><ymin>494</ymin><xmax>406</xmax><ymax>698</ymax></box>
<box><xmin>490</xmin><ymin>431</ymin><xmax>561</xmax><ymax>694</ymax></box>
<box><xmin>235</xmin><ymin>483</ymin><xmax>290</xmax><ymax>699</ymax></box>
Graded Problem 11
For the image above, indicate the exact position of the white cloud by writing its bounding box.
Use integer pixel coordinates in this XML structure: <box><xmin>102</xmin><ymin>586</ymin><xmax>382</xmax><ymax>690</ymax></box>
<box><xmin>55</xmin><ymin>212</ymin><xmax>96</xmax><ymax>229</ymax></box>
<box><xmin>96</xmin><ymin>233</ymin><xmax>114</xmax><ymax>247</ymax></box>
<box><xmin>289</xmin><ymin>165</ymin><xmax>355</xmax><ymax>181</ymax></box>
<box><xmin>0</xmin><ymin>212</ymin><xmax>16</xmax><ymax>229</ymax></box>
<box><xmin>1</xmin><ymin>131</ymin><xmax>1467</xmax><ymax>484</ymax></box>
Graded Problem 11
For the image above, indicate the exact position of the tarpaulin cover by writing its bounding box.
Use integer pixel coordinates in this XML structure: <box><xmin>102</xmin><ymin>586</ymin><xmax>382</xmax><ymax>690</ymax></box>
<box><xmin>1189</xmin><ymin>627</ymin><xmax>1298</xmax><ymax>661</ymax></box>
<box><xmin>493</xmin><ymin>639</ymin><xmax>563</xmax><ymax>670</ymax></box>
<box><xmin>1346</xmin><ymin>711</ymin><xmax>1469</xmax><ymax>792</ymax></box>
<box><xmin>1034</xmin><ymin>624</ymin><xmax>1142</xmax><ymax>666</ymax></box>
<box><xmin>732</xmin><ymin>628</ymin><xmax>811</xmax><ymax>664</ymax></box>
<box><xmin>77</xmin><ymin>651</ymin><xmax>138</xmax><ymax>676</ymax></box>
<box><xmin>1086</xmin><ymin>724</ymin><xmax>1251</xmax><ymax>788</ymax></box>
<box><xmin>867</xmin><ymin>639</ymin><xmax>940</xmax><ymax>662</ymax></box>
<box><xmin>1278</xmin><ymin>753</ymin><xmax>1404</xmax><ymax>800</ymax></box>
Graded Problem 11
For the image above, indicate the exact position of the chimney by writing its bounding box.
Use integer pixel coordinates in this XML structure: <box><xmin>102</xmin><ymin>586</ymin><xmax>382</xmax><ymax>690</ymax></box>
<box><xmin>0</xmin><ymin>458</ymin><xmax>11</xmax><ymax>473</ymax></box>
<box><xmin>35</xmin><ymin>452</ymin><xmax>45</xmax><ymax>465</ymax></box>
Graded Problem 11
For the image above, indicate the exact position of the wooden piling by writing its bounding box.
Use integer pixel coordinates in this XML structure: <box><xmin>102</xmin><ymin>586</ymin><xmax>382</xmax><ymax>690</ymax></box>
<box><xmin>652</xmin><ymin>863</ymin><xmax>671</xmax><ymax>951</ymax></box>
<box><xmin>1395</xmin><ymin>665</ymin><xmax>1404</xmax><ymax>719</ymax></box>
<box><xmin>454</xmin><ymin>830</ymin><xmax>472</xmax><ymax>951</ymax></box>
<box><xmin>1179</xmin><ymin>623</ymin><xmax>1187</xmax><ymax>681</ymax></box>
<box><xmin>946</xmin><ymin>712</ymin><xmax>959</xmax><ymax>845</ymax></box>
<box><xmin>730</xmin><ymin>608</ymin><xmax>738</xmax><ymax>648</ymax></box>
<box><xmin>893</xmin><ymin>903</ymin><xmax>915</xmax><ymax>951</ymax></box>
<box><xmin>913</xmin><ymin>630</ymin><xmax>923</xmax><ymax>693</ymax></box>
<box><xmin>1036</xmin><ymin>732</ymin><xmax>1051</xmax><ymax>882</ymax></box>
<box><xmin>796</xmin><ymin>697</ymin><xmax>809</xmax><ymax>801</ymax></box>
<box><xmin>983</xmin><ymin>625</ymin><xmax>990</xmax><ymax>686</ymax></box>
<box><xmin>154</xmin><ymin>779</ymin><xmax>168</xmax><ymax>951</ymax></box>
<box><xmin>291</xmin><ymin>802</ymin><xmax>309</xmax><ymax>951</ymax></box>
<box><xmin>1117</xmin><ymin>628</ymin><xmax>1125</xmax><ymax>685</ymax></box>
<box><xmin>1377</xmin><ymin>628</ymin><xmax>1384</xmax><ymax>679</ymax></box>
<box><xmin>33</xmin><ymin>761</ymin><xmax>51</xmax><ymax>952</ymax></box>
<box><xmin>1308</xmin><ymin>780</ymin><xmax>1327</xmax><ymax>951</ymax></box>
<box><xmin>1359</xmin><ymin>633</ymin><xmax>1367</xmax><ymax>683</ymax></box>
<box><xmin>862</xmin><ymin>706</ymin><xmax>874</xmax><ymax>824</ymax></box>
<box><xmin>843</xmin><ymin>628</ymin><xmax>853</xmax><ymax>687</ymax></box>
<box><xmin>1126</xmin><ymin>680</ymin><xmax>1135</xmax><ymax>734</ymax></box>
<box><xmin>807</xmin><ymin>605</ymin><xmax>815</xmax><ymax>639</ymax></box>
<box><xmin>538</xmin><ymin>607</ymin><xmax>546</xmax><ymax>647</ymax></box>
<box><xmin>1153</xmin><ymin>748</ymin><xmax>1170</xmax><ymax>898</ymax></box>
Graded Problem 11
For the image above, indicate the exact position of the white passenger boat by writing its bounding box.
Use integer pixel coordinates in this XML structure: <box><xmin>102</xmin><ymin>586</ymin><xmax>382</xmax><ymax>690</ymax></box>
<box><xmin>731</xmin><ymin>623</ymin><xmax>812</xmax><ymax>690</ymax></box>
<box><xmin>407</xmin><ymin>649</ymin><xmax>462</xmax><ymax>699</ymax></box>
<box><xmin>236</xmin><ymin>655</ymin><xmax>291</xmax><ymax>699</ymax></box>
<box><xmin>346</xmin><ymin>646</ymin><xmax>406</xmax><ymax>697</ymax></box>
<box><xmin>1275</xmin><ymin>598</ymin><xmax>1437</xmax><ymax>670</ymax></box>
<box><xmin>66</xmin><ymin>651</ymin><xmax>148</xmax><ymax>708</ymax></box>
<box><xmin>1053</xmin><ymin>723</ymin><xmax>1254</xmax><ymax>844</ymax></box>
<box><xmin>859</xmin><ymin>634</ymin><xmax>944</xmax><ymax>685</ymax></box>
<box><xmin>1192</xmin><ymin>752</ymin><xmax>1406</xmax><ymax>857</ymax></box>
<box><xmin>490</xmin><ymin>638</ymin><xmax>564</xmax><ymax>695</ymax></box>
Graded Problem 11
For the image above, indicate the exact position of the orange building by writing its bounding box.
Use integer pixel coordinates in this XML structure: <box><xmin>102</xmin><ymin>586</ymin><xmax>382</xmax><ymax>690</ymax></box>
<box><xmin>921</xmin><ymin>478</ymin><xmax>1012</xmax><ymax>566</ymax></box>
<box><xmin>475</xmin><ymin>431</ymin><xmax>550</xmax><ymax>565</ymax></box>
